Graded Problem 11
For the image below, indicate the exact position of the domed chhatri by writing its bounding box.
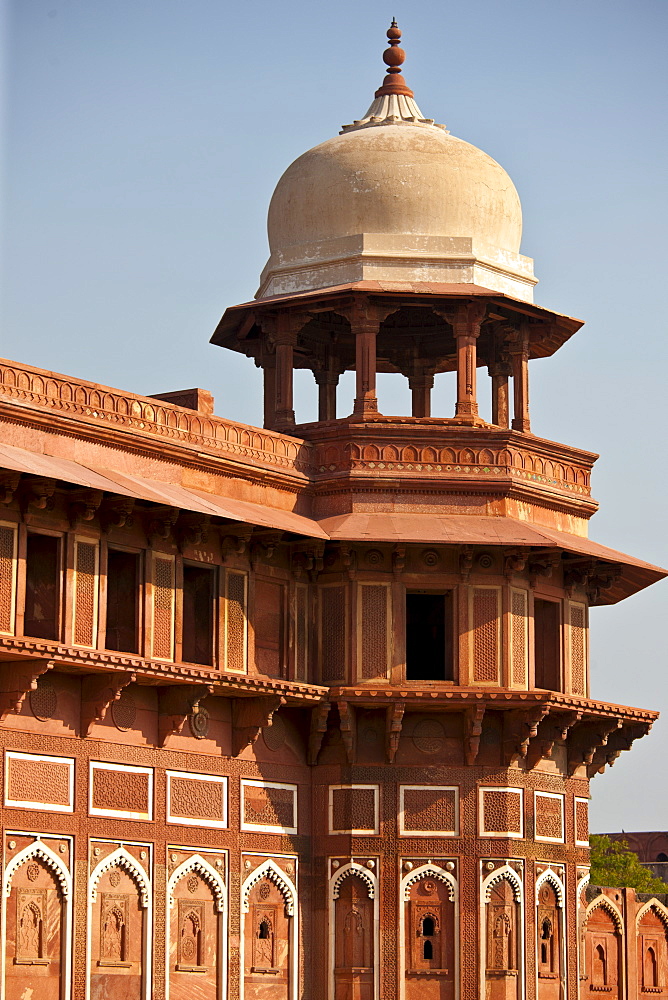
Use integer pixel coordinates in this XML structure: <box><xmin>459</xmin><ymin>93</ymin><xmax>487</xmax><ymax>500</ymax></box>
<box><xmin>259</xmin><ymin>22</ymin><xmax>534</xmax><ymax>302</ymax></box>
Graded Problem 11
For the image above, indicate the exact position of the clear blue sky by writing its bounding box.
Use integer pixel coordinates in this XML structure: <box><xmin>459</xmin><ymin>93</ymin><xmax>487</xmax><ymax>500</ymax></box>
<box><xmin>1</xmin><ymin>0</ymin><xmax>666</xmax><ymax>831</ymax></box>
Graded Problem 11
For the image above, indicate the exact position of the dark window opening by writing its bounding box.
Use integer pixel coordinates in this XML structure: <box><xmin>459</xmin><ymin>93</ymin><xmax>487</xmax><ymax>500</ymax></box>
<box><xmin>105</xmin><ymin>549</ymin><xmax>139</xmax><ymax>653</ymax></box>
<box><xmin>259</xmin><ymin>920</ymin><xmax>270</xmax><ymax>939</ymax></box>
<box><xmin>534</xmin><ymin>599</ymin><xmax>561</xmax><ymax>690</ymax></box>
<box><xmin>423</xmin><ymin>939</ymin><xmax>433</xmax><ymax>960</ymax></box>
<box><xmin>182</xmin><ymin>564</ymin><xmax>214</xmax><ymax>665</ymax></box>
<box><xmin>421</xmin><ymin>916</ymin><xmax>435</xmax><ymax>936</ymax></box>
<box><xmin>406</xmin><ymin>592</ymin><xmax>453</xmax><ymax>681</ymax></box>
<box><xmin>657</xmin><ymin>853</ymin><xmax>668</xmax><ymax>862</ymax></box>
<box><xmin>25</xmin><ymin>533</ymin><xmax>59</xmax><ymax>640</ymax></box>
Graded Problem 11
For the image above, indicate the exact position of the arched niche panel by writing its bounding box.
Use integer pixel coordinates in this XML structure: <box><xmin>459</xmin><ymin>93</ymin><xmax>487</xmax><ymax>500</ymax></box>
<box><xmin>89</xmin><ymin>863</ymin><xmax>147</xmax><ymax>1000</ymax></box>
<box><xmin>536</xmin><ymin>879</ymin><xmax>562</xmax><ymax>1000</ymax></box>
<box><xmin>333</xmin><ymin>872</ymin><xmax>375</xmax><ymax>1000</ymax></box>
<box><xmin>485</xmin><ymin>876</ymin><xmax>522</xmax><ymax>1000</ymax></box>
<box><xmin>168</xmin><ymin>860</ymin><xmax>225</xmax><ymax>1000</ymax></box>
<box><xmin>244</xmin><ymin>875</ymin><xmax>292</xmax><ymax>1000</ymax></box>
<box><xmin>583</xmin><ymin>900</ymin><xmax>622</xmax><ymax>999</ymax></box>
<box><xmin>637</xmin><ymin>903</ymin><xmax>668</xmax><ymax>993</ymax></box>
<box><xmin>404</xmin><ymin>872</ymin><xmax>456</xmax><ymax>1000</ymax></box>
<box><xmin>4</xmin><ymin>849</ymin><xmax>69</xmax><ymax>1000</ymax></box>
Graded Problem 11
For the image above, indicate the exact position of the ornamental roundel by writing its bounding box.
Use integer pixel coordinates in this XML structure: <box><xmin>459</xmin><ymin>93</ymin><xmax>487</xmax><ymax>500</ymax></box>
<box><xmin>189</xmin><ymin>708</ymin><xmax>210</xmax><ymax>740</ymax></box>
<box><xmin>259</xmin><ymin>882</ymin><xmax>271</xmax><ymax>901</ymax></box>
<box><xmin>421</xmin><ymin>879</ymin><xmax>437</xmax><ymax>895</ymax></box>
<box><xmin>187</xmin><ymin>875</ymin><xmax>199</xmax><ymax>894</ymax></box>
<box><xmin>109</xmin><ymin>868</ymin><xmax>122</xmax><ymax>888</ymax></box>
<box><xmin>365</xmin><ymin>549</ymin><xmax>384</xmax><ymax>567</ymax></box>
<box><xmin>422</xmin><ymin>549</ymin><xmax>440</xmax><ymax>568</ymax></box>
<box><xmin>540</xmin><ymin>884</ymin><xmax>553</xmax><ymax>904</ymax></box>
<box><xmin>29</xmin><ymin>680</ymin><xmax>57</xmax><ymax>722</ymax></box>
<box><xmin>111</xmin><ymin>692</ymin><xmax>137</xmax><ymax>732</ymax></box>
<box><xmin>412</xmin><ymin>719</ymin><xmax>445</xmax><ymax>754</ymax></box>
<box><xmin>26</xmin><ymin>864</ymin><xmax>40</xmax><ymax>882</ymax></box>
<box><xmin>263</xmin><ymin>714</ymin><xmax>287</xmax><ymax>752</ymax></box>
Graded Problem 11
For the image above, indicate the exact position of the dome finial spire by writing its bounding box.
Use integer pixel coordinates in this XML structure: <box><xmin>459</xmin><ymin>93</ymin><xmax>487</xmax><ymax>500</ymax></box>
<box><xmin>375</xmin><ymin>19</ymin><xmax>414</xmax><ymax>98</ymax></box>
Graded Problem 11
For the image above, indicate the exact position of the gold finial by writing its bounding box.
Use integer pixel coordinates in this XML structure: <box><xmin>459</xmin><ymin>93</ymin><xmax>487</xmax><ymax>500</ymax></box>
<box><xmin>375</xmin><ymin>19</ymin><xmax>414</xmax><ymax>99</ymax></box>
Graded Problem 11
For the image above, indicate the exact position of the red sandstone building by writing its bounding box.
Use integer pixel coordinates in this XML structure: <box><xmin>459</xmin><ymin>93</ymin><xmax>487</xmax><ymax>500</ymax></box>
<box><xmin>0</xmin><ymin>22</ymin><xmax>665</xmax><ymax>1000</ymax></box>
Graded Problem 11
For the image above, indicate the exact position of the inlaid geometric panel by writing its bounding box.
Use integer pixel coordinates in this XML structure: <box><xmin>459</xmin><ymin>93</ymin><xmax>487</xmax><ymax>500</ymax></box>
<box><xmin>575</xmin><ymin>796</ymin><xmax>590</xmax><ymax>846</ymax></box>
<box><xmin>152</xmin><ymin>553</ymin><xmax>175</xmax><ymax>660</ymax></box>
<box><xmin>534</xmin><ymin>791</ymin><xmax>564</xmax><ymax>842</ymax></box>
<box><xmin>89</xmin><ymin>761</ymin><xmax>153</xmax><ymax>820</ymax></box>
<box><xmin>569</xmin><ymin>602</ymin><xmax>587</xmax><ymax>696</ymax></box>
<box><xmin>329</xmin><ymin>785</ymin><xmax>379</xmax><ymax>834</ymax></box>
<box><xmin>73</xmin><ymin>537</ymin><xmax>99</xmax><ymax>647</ymax></box>
<box><xmin>359</xmin><ymin>583</ymin><xmax>390</xmax><ymax>680</ymax></box>
<box><xmin>510</xmin><ymin>588</ymin><xmax>528</xmax><ymax>688</ymax></box>
<box><xmin>471</xmin><ymin>587</ymin><xmax>500</xmax><ymax>683</ymax></box>
<box><xmin>241</xmin><ymin>780</ymin><xmax>297</xmax><ymax>834</ymax></box>
<box><xmin>399</xmin><ymin>785</ymin><xmax>459</xmax><ymax>836</ymax></box>
<box><xmin>319</xmin><ymin>584</ymin><xmax>347</xmax><ymax>682</ymax></box>
<box><xmin>166</xmin><ymin>770</ymin><xmax>227</xmax><ymax>829</ymax></box>
<box><xmin>223</xmin><ymin>570</ymin><xmax>247</xmax><ymax>672</ymax></box>
<box><xmin>0</xmin><ymin>521</ymin><xmax>17</xmax><ymax>635</ymax></box>
<box><xmin>479</xmin><ymin>786</ymin><xmax>524</xmax><ymax>838</ymax></box>
<box><xmin>4</xmin><ymin>751</ymin><xmax>74</xmax><ymax>812</ymax></box>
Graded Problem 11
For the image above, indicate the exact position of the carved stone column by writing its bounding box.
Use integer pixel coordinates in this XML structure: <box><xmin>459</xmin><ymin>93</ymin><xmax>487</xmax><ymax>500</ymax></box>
<box><xmin>261</xmin><ymin>312</ymin><xmax>302</xmax><ymax>431</ymax></box>
<box><xmin>350</xmin><ymin>304</ymin><xmax>381</xmax><ymax>417</ymax></box>
<box><xmin>408</xmin><ymin>372</ymin><xmax>434</xmax><ymax>418</ymax></box>
<box><xmin>488</xmin><ymin>360</ymin><xmax>511</xmax><ymax>428</ymax></box>
<box><xmin>452</xmin><ymin>301</ymin><xmax>486</xmax><ymax>419</ymax></box>
<box><xmin>508</xmin><ymin>325</ymin><xmax>531</xmax><ymax>433</ymax></box>
<box><xmin>261</xmin><ymin>354</ymin><xmax>277</xmax><ymax>430</ymax></box>
<box><xmin>314</xmin><ymin>371</ymin><xmax>338</xmax><ymax>422</ymax></box>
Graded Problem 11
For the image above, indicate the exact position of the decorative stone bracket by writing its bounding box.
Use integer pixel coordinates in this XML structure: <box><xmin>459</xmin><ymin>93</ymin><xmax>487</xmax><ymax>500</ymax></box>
<box><xmin>307</xmin><ymin>701</ymin><xmax>331</xmax><ymax>765</ymax></box>
<box><xmin>146</xmin><ymin>506</ymin><xmax>179</xmax><ymax>545</ymax></box>
<box><xmin>336</xmin><ymin>700</ymin><xmax>356</xmax><ymax>763</ymax></box>
<box><xmin>385</xmin><ymin>702</ymin><xmax>405</xmax><ymax>762</ymax></box>
<box><xmin>502</xmin><ymin>705</ymin><xmax>551</xmax><ymax>765</ymax></box>
<box><xmin>567</xmin><ymin>718</ymin><xmax>622</xmax><ymax>776</ymax></box>
<box><xmin>158</xmin><ymin>684</ymin><xmax>214</xmax><ymax>746</ymax></box>
<box><xmin>588</xmin><ymin>721</ymin><xmax>653</xmax><ymax>776</ymax></box>
<box><xmin>0</xmin><ymin>471</ymin><xmax>21</xmax><ymax>506</ymax></box>
<box><xmin>100</xmin><ymin>496</ymin><xmax>134</xmax><ymax>533</ymax></box>
<box><xmin>232</xmin><ymin>694</ymin><xmax>285</xmax><ymax>756</ymax></box>
<box><xmin>20</xmin><ymin>476</ymin><xmax>56</xmax><ymax>516</ymax></box>
<box><xmin>81</xmin><ymin>670</ymin><xmax>137</xmax><ymax>737</ymax></box>
<box><xmin>68</xmin><ymin>488</ymin><xmax>103</xmax><ymax>528</ymax></box>
<box><xmin>0</xmin><ymin>659</ymin><xmax>54</xmax><ymax>721</ymax></box>
<box><xmin>464</xmin><ymin>705</ymin><xmax>486</xmax><ymax>764</ymax></box>
<box><xmin>526</xmin><ymin>710</ymin><xmax>582</xmax><ymax>769</ymax></box>
<box><xmin>176</xmin><ymin>512</ymin><xmax>210</xmax><ymax>550</ymax></box>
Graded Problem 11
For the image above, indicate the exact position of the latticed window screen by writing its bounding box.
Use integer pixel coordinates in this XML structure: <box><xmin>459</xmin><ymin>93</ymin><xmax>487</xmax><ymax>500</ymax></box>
<box><xmin>569</xmin><ymin>602</ymin><xmax>587</xmax><ymax>696</ymax></box>
<box><xmin>152</xmin><ymin>553</ymin><xmax>175</xmax><ymax>661</ymax></box>
<box><xmin>294</xmin><ymin>583</ymin><xmax>308</xmax><ymax>681</ymax></box>
<box><xmin>223</xmin><ymin>570</ymin><xmax>247</xmax><ymax>672</ymax></box>
<box><xmin>510</xmin><ymin>588</ymin><xmax>528</xmax><ymax>687</ymax></box>
<box><xmin>359</xmin><ymin>583</ymin><xmax>389</xmax><ymax>680</ymax></box>
<box><xmin>0</xmin><ymin>522</ymin><xmax>17</xmax><ymax>635</ymax></box>
<box><xmin>72</xmin><ymin>538</ymin><xmax>99</xmax><ymax>647</ymax></box>
<box><xmin>471</xmin><ymin>587</ymin><xmax>500</xmax><ymax>683</ymax></box>
<box><xmin>319</xmin><ymin>585</ymin><xmax>347</xmax><ymax>682</ymax></box>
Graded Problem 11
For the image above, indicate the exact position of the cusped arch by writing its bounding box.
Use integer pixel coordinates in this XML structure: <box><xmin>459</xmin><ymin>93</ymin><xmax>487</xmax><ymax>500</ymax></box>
<box><xmin>402</xmin><ymin>864</ymin><xmax>456</xmax><ymax>902</ymax></box>
<box><xmin>577</xmin><ymin>870</ymin><xmax>590</xmax><ymax>903</ymax></box>
<box><xmin>636</xmin><ymin>899</ymin><xmax>668</xmax><ymax>930</ymax></box>
<box><xmin>3</xmin><ymin>839</ymin><xmax>71</xmax><ymax>900</ymax></box>
<box><xmin>584</xmin><ymin>893</ymin><xmax>624</xmax><ymax>933</ymax></box>
<box><xmin>168</xmin><ymin>854</ymin><xmax>226</xmax><ymax>913</ymax></box>
<box><xmin>89</xmin><ymin>847</ymin><xmax>150</xmax><ymax>908</ymax></box>
<box><xmin>331</xmin><ymin>862</ymin><xmax>376</xmax><ymax>900</ymax></box>
<box><xmin>535</xmin><ymin>868</ymin><xmax>565</xmax><ymax>907</ymax></box>
<box><xmin>482</xmin><ymin>864</ymin><xmax>522</xmax><ymax>903</ymax></box>
<box><xmin>241</xmin><ymin>859</ymin><xmax>297</xmax><ymax>916</ymax></box>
